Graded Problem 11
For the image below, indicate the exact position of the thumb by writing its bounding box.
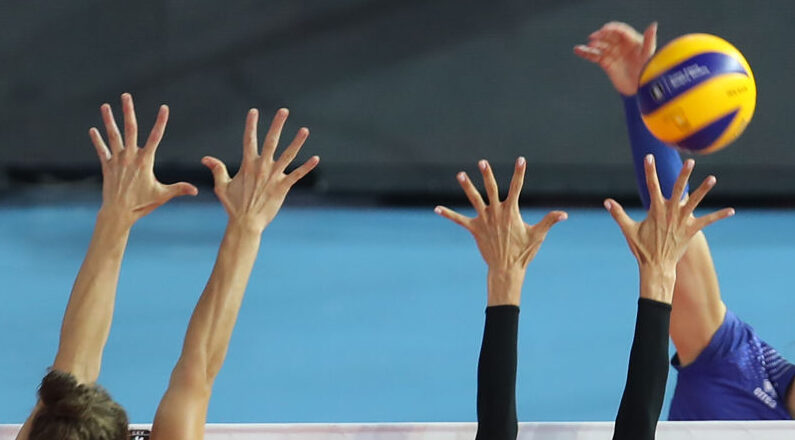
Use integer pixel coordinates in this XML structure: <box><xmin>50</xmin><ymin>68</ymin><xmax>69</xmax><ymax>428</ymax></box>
<box><xmin>642</xmin><ymin>22</ymin><xmax>658</xmax><ymax>60</ymax></box>
<box><xmin>534</xmin><ymin>210</ymin><xmax>568</xmax><ymax>235</ymax></box>
<box><xmin>202</xmin><ymin>156</ymin><xmax>230</xmax><ymax>186</ymax></box>
<box><xmin>161</xmin><ymin>182</ymin><xmax>198</xmax><ymax>200</ymax></box>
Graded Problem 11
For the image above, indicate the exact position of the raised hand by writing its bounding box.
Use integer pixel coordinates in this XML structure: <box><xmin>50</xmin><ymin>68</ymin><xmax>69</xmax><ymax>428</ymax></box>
<box><xmin>435</xmin><ymin>157</ymin><xmax>567</xmax><ymax>305</ymax></box>
<box><xmin>89</xmin><ymin>93</ymin><xmax>198</xmax><ymax>226</ymax></box>
<box><xmin>574</xmin><ymin>21</ymin><xmax>657</xmax><ymax>96</ymax></box>
<box><xmin>604</xmin><ymin>156</ymin><xmax>735</xmax><ymax>302</ymax></box>
<box><xmin>201</xmin><ymin>108</ymin><xmax>319</xmax><ymax>232</ymax></box>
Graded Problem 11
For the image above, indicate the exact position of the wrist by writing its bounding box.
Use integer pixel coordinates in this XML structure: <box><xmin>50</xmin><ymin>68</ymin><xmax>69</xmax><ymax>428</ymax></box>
<box><xmin>487</xmin><ymin>268</ymin><xmax>525</xmax><ymax>306</ymax></box>
<box><xmin>638</xmin><ymin>265</ymin><xmax>676</xmax><ymax>304</ymax></box>
<box><xmin>225</xmin><ymin>219</ymin><xmax>265</xmax><ymax>240</ymax></box>
<box><xmin>224</xmin><ymin>206</ymin><xmax>277</xmax><ymax>235</ymax></box>
<box><xmin>227</xmin><ymin>217</ymin><xmax>267</xmax><ymax>236</ymax></box>
<box><xmin>96</xmin><ymin>207</ymin><xmax>135</xmax><ymax>232</ymax></box>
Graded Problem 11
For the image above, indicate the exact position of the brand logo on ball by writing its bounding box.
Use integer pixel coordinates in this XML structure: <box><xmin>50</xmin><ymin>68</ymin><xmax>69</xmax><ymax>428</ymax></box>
<box><xmin>665</xmin><ymin>63</ymin><xmax>711</xmax><ymax>91</ymax></box>
<box><xmin>651</xmin><ymin>83</ymin><xmax>665</xmax><ymax>102</ymax></box>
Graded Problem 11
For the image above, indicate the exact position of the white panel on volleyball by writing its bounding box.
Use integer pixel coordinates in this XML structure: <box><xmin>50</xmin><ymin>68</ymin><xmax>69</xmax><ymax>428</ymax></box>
<box><xmin>2</xmin><ymin>422</ymin><xmax>794</xmax><ymax>439</ymax></box>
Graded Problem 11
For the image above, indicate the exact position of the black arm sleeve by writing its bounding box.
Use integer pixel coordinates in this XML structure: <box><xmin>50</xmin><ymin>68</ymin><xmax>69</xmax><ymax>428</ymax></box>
<box><xmin>475</xmin><ymin>305</ymin><xmax>519</xmax><ymax>440</ymax></box>
<box><xmin>612</xmin><ymin>298</ymin><xmax>672</xmax><ymax>440</ymax></box>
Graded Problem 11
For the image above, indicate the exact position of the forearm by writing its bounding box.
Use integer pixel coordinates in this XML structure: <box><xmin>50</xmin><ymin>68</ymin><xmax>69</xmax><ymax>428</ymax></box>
<box><xmin>623</xmin><ymin>96</ymin><xmax>686</xmax><ymax>207</ymax></box>
<box><xmin>174</xmin><ymin>222</ymin><xmax>261</xmax><ymax>385</ymax></box>
<box><xmin>476</xmin><ymin>268</ymin><xmax>523</xmax><ymax>440</ymax></box>
<box><xmin>476</xmin><ymin>305</ymin><xmax>519</xmax><ymax>440</ymax></box>
<box><xmin>53</xmin><ymin>209</ymin><xmax>132</xmax><ymax>383</ymax></box>
<box><xmin>612</xmin><ymin>298</ymin><xmax>672</xmax><ymax>440</ymax></box>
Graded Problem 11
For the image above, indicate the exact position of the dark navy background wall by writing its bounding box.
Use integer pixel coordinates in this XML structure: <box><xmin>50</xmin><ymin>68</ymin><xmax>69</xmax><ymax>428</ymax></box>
<box><xmin>1</xmin><ymin>1</ymin><xmax>792</xmax><ymax>200</ymax></box>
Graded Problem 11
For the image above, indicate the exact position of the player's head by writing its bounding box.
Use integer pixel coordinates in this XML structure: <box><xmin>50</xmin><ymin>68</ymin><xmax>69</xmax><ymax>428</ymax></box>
<box><xmin>28</xmin><ymin>370</ymin><xmax>128</xmax><ymax>440</ymax></box>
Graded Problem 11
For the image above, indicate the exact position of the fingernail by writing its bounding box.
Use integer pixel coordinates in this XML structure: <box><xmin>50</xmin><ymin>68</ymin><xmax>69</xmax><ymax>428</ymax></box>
<box><xmin>645</xmin><ymin>154</ymin><xmax>653</xmax><ymax>164</ymax></box>
<box><xmin>685</xmin><ymin>159</ymin><xmax>695</xmax><ymax>169</ymax></box>
<box><xmin>604</xmin><ymin>200</ymin><xmax>612</xmax><ymax>210</ymax></box>
<box><xmin>558</xmin><ymin>213</ymin><xmax>568</xmax><ymax>221</ymax></box>
<box><xmin>249</xmin><ymin>108</ymin><xmax>257</xmax><ymax>114</ymax></box>
<box><xmin>434</xmin><ymin>206</ymin><xmax>442</xmax><ymax>214</ymax></box>
<box><xmin>479</xmin><ymin>160</ymin><xmax>487</xmax><ymax>170</ymax></box>
<box><xmin>457</xmin><ymin>172</ymin><xmax>466</xmax><ymax>182</ymax></box>
<box><xmin>517</xmin><ymin>156</ymin><xmax>526</xmax><ymax>166</ymax></box>
<box><xmin>728</xmin><ymin>208</ymin><xmax>736</xmax><ymax>217</ymax></box>
<box><xmin>707</xmin><ymin>175</ymin><xmax>716</xmax><ymax>185</ymax></box>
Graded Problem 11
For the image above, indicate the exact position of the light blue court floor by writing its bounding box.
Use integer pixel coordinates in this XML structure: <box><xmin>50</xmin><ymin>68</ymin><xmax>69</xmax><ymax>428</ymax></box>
<box><xmin>1</xmin><ymin>200</ymin><xmax>793</xmax><ymax>423</ymax></box>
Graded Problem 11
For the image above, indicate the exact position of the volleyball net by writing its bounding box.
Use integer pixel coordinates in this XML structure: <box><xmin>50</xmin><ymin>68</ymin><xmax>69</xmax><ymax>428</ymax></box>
<box><xmin>2</xmin><ymin>422</ymin><xmax>794</xmax><ymax>439</ymax></box>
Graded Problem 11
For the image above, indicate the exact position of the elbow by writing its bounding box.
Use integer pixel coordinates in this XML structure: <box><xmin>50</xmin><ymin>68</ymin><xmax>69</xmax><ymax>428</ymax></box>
<box><xmin>170</xmin><ymin>354</ymin><xmax>216</xmax><ymax>396</ymax></box>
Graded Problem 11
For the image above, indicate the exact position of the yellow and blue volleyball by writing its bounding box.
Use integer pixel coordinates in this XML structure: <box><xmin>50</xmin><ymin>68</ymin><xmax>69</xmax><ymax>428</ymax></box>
<box><xmin>637</xmin><ymin>33</ymin><xmax>756</xmax><ymax>154</ymax></box>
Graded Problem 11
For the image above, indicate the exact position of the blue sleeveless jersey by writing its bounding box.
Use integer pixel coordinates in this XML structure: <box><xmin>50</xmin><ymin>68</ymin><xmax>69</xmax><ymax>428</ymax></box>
<box><xmin>669</xmin><ymin>310</ymin><xmax>794</xmax><ymax>420</ymax></box>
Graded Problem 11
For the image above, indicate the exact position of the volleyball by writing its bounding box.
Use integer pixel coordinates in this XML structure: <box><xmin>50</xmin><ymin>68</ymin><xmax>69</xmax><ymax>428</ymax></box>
<box><xmin>637</xmin><ymin>33</ymin><xmax>756</xmax><ymax>154</ymax></box>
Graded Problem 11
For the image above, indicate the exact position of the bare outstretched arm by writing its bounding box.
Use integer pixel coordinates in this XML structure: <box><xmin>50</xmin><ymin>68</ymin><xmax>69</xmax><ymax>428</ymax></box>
<box><xmin>16</xmin><ymin>94</ymin><xmax>197</xmax><ymax>440</ymax></box>
<box><xmin>607</xmin><ymin>156</ymin><xmax>734</xmax><ymax>440</ymax></box>
<box><xmin>150</xmin><ymin>108</ymin><xmax>319</xmax><ymax>440</ymax></box>
<box><xmin>56</xmin><ymin>95</ymin><xmax>198</xmax><ymax>382</ymax></box>
<box><xmin>436</xmin><ymin>157</ymin><xmax>567</xmax><ymax>440</ymax></box>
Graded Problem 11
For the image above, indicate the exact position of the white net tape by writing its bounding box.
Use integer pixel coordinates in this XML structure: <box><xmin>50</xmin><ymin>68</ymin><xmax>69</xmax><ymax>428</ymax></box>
<box><xmin>2</xmin><ymin>422</ymin><xmax>794</xmax><ymax>439</ymax></box>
